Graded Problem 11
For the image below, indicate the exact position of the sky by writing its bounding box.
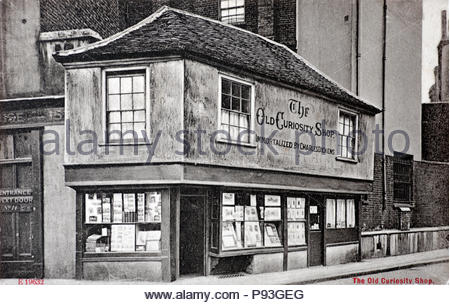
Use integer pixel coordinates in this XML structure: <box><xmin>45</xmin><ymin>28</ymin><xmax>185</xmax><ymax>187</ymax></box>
<box><xmin>422</xmin><ymin>0</ymin><xmax>449</xmax><ymax>103</ymax></box>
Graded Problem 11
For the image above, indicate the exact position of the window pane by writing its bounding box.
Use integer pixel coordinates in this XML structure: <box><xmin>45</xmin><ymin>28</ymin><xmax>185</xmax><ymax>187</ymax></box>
<box><xmin>232</xmin><ymin>97</ymin><xmax>240</xmax><ymax>111</ymax></box>
<box><xmin>122</xmin><ymin>111</ymin><xmax>133</xmax><ymax>123</ymax></box>
<box><xmin>236</xmin><ymin>0</ymin><xmax>244</xmax><ymax>6</ymax></box>
<box><xmin>133</xmin><ymin>76</ymin><xmax>145</xmax><ymax>93</ymax></box>
<box><xmin>108</xmin><ymin>124</ymin><xmax>121</xmax><ymax>141</ymax></box>
<box><xmin>230</xmin><ymin>112</ymin><xmax>239</xmax><ymax>126</ymax></box>
<box><xmin>108</xmin><ymin>95</ymin><xmax>120</xmax><ymax>111</ymax></box>
<box><xmin>230</xmin><ymin>126</ymin><xmax>239</xmax><ymax>140</ymax></box>
<box><xmin>108</xmin><ymin>112</ymin><xmax>121</xmax><ymax>124</ymax></box>
<box><xmin>15</xmin><ymin>164</ymin><xmax>32</xmax><ymax>190</ymax></box>
<box><xmin>122</xmin><ymin>123</ymin><xmax>135</xmax><ymax>141</ymax></box>
<box><xmin>241</xmin><ymin>86</ymin><xmax>250</xmax><ymax>100</ymax></box>
<box><xmin>0</xmin><ymin>134</ymin><xmax>14</xmax><ymax>159</ymax></box>
<box><xmin>336</xmin><ymin>199</ymin><xmax>346</xmax><ymax>228</ymax></box>
<box><xmin>107</xmin><ymin>77</ymin><xmax>120</xmax><ymax>94</ymax></box>
<box><xmin>134</xmin><ymin>110</ymin><xmax>145</xmax><ymax>122</ymax></box>
<box><xmin>239</xmin><ymin>128</ymin><xmax>249</xmax><ymax>143</ymax></box>
<box><xmin>346</xmin><ymin>199</ymin><xmax>355</xmax><ymax>228</ymax></box>
<box><xmin>14</xmin><ymin>132</ymin><xmax>31</xmax><ymax>158</ymax></box>
<box><xmin>222</xmin><ymin>79</ymin><xmax>231</xmax><ymax>94</ymax></box>
<box><xmin>134</xmin><ymin>123</ymin><xmax>146</xmax><ymax>135</ymax></box>
<box><xmin>120</xmin><ymin>77</ymin><xmax>132</xmax><ymax>94</ymax></box>
<box><xmin>221</xmin><ymin>110</ymin><xmax>229</xmax><ymax>125</ymax></box>
<box><xmin>0</xmin><ymin>165</ymin><xmax>15</xmax><ymax>188</ymax></box>
<box><xmin>241</xmin><ymin>99</ymin><xmax>249</xmax><ymax>113</ymax></box>
<box><xmin>326</xmin><ymin>199</ymin><xmax>336</xmax><ymax>228</ymax></box>
<box><xmin>239</xmin><ymin>114</ymin><xmax>248</xmax><ymax>128</ymax></box>
<box><xmin>121</xmin><ymin>94</ymin><xmax>133</xmax><ymax>110</ymax></box>
<box><xmin>232</xmin><ymin>83</ymin><xmax>240</xmax><ymax>97</ymax></box>
<box><xmin>133</xmin><ymin>93</ymin><xmax>145</xmax><ymax>109</ymax></box>
<box><xmin>222</xmin><ymin>95</ymin><xmax>230</xmax><ymax>109</ymax></box>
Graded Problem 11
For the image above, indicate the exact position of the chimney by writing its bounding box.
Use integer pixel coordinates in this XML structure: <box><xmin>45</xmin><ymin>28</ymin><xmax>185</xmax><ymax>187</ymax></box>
<box><xmin>438</xmin><ymin>10</ymin><xmax>449</xmax><ymax>102</ymax></box>
<box><xmin>442</xmin><ymin>10</ymin><xmax>448</xmax><ymax>40</ymax></box>
<box><xmin>258</xmin><ymin>0</ymin><xmax>275</xmax><ymax>40</ymax></box>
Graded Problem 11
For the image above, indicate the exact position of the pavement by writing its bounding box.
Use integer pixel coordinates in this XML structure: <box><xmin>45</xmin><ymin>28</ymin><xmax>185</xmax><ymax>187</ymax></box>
<box><xmin>0</xmin><ymin>249</ymin><xmax>448</xmax><ymax>285</ymax></box>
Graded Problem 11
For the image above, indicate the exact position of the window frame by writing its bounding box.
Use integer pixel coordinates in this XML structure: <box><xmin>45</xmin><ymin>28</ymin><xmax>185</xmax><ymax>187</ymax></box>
<box><xmin>325</xmin><ymin>197</ymin><xmax>357</xmax><ymax>230</ymax></box>
<box><xmin>217</xmin><ymin>74</ymin><xmax>256</xmax><ymax>147</ymax></box>
<box><xmin>101</xmin><ymin>66</ymin><xmax>151</xmax><ymax>145</ymax></box>
<box><xmin>336</xmin><ymin>108</ymin><xmax>359</xmax><ymax>162</ymax></box>
<box><xmin>393</xmin><ymin>152</ymin><xmax>414</xmax><ymax>203</ymax></box>
<box><xmin>219</xmin><ymin>0</ymin><xmax>246</xmax><ymax>25</ymax></box>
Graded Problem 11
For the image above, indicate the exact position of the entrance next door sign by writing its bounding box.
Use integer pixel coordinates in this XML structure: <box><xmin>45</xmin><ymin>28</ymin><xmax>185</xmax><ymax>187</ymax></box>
<box><xmin>0</xmin><ymin>188</ymin><xmax>33</xmax><ymax>212</ymax></box>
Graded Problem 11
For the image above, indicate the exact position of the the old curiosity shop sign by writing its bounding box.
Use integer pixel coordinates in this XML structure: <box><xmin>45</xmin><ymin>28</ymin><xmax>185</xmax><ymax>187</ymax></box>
<box><xmin>0</xmin><ymin>189</ymin><xmax>33</xmax><ymax>212</ymax></box>
<box><xmin>255</xmin><ymin>98</ymin><xmax>336</xmax><ymax>155</ymax></box>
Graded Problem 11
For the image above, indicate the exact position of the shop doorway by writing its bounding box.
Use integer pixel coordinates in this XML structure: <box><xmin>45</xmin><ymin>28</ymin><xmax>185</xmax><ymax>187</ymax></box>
<box><xmin>179</xmin><ymin>196</ymin><xmax>205</xmax><ymax>276</ymax></box>
<box><xmin>308</xmin><ymin>200</ymin><xmax>324</xmax><ymax>266</ymax></box>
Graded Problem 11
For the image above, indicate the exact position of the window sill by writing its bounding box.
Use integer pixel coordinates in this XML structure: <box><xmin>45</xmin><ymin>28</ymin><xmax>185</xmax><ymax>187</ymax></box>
<box><xmin>98</xmin><ymin>141</ymin><xmax>153</xmax><ymax>147</ymax></box>
<box><xmin>336</xmin><ymin>156</ymin><xmax>358</xmax><ymax>164</ymax></box>
<box><xmin>393</xmin><ymin>202</ymin><xmax>415</xmax><ymax>208</ymax></box>
<box><xmin>215</xmin><ymin>138</ymin><xmax>257</xmax><ymax>148</ymax></box>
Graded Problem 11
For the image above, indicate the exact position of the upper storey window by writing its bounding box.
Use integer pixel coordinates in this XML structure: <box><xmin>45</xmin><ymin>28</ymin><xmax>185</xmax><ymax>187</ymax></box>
<box><xmin>105</xmin><ymin>69</ymin><xmax>147</xmax><ymax>143</ymax></box>
<box><xmin>220</xmin><ymin>0</ymin><xmax>245</xmax><ymax>24</ymax></box>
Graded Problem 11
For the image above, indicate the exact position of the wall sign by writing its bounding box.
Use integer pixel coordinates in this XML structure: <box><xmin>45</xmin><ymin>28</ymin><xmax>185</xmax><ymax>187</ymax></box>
<box><xmin>0</xmin><ymin>188</ymin><xmax>33</xmax><ymax>212</ymax></box>
<box><xmin>0</xmin><ymin>107</ymin><xmax>64</xmax><ymax>126</ymax></box>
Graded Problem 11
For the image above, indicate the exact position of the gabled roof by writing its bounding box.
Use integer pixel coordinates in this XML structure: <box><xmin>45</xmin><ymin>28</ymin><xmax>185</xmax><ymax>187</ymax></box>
<box><xmin>54</xmin><ymin>6</ymin><xmax>380</xmax><ymax>114</ymax></box>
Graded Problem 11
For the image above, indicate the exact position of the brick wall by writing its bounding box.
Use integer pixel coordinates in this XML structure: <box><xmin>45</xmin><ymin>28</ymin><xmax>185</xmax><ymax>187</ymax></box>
<box><xmin>412</xmin><ymin>160</ymin><xmax>449</xmax><ymax>227</ymax></box>
<box><xmin>40</xmin><ymin>0</ymin><xmax>123</xmax><ymax>38</ymax></box>
<box><xmin>362</xmin><ymin>154</ymin><xmax>399</xmax><ymax>230</ymax></box>
<box><xmin>119</xmin><ymin>0</ymin><xmax>297</xmax><ymax>50</ymax></box>
<box><xmin>422</xmin><ymin>103</ymin><xmax>449</xmax><ymax>162</ymax></box>
<box><xmin>362</xmin><ymin>153</ymin><xmax>449</xmax><ymax>231</ymax></box>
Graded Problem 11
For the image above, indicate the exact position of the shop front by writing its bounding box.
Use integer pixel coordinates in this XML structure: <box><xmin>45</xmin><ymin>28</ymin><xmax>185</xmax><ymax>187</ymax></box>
<box><xmin>55</xmin><ymin>7</ymin><xmax>380</xmax><ymax>281</ymax></box>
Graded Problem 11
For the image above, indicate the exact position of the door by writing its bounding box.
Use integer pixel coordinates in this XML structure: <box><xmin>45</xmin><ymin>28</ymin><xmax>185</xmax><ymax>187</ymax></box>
<box><xmin>0</xmin><ymin>130</ymin><xmax>42</xmax><ymax>278</ymax></box>
<box><xmin>179</xmin><ymin>196</ymin><xmax>205</xmax><ymax>276</ymax></box>
<box><xmin>308</xmin><ymin>200</ymin><xmax>324</xmax><ymax>266</ymax></box>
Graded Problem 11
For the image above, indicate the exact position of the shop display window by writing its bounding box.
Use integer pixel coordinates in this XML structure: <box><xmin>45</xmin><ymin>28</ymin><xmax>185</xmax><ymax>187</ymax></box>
<box><xmin>287</xmin><ymin>197</ymin><xmax>306</xmax><ymax>246</ymax></box>
<box><xmin>326</xmin><ymin>198</ymin><xmax>356</xmax><ymax>229</ymax></box>
<box><xmin>220</xmin><ymin>192</ymin><xmax>282</xmax><ymax>251</ymax></box>
<box><xmin>84</xmin><ymin>191</ymin><xmax>161</xmax><ymax>253</ymax></box>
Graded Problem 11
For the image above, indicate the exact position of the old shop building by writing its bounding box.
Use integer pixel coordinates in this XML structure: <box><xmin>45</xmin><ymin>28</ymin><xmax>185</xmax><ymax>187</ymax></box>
<box><xmin>53</xmin><ymin>7</ymin><xmax>381</xmax><ymax>281</ymax></box>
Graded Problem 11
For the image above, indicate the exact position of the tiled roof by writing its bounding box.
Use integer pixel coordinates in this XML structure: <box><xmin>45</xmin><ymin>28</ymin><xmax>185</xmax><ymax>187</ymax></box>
<box><xmin>55</xmin><ymin>7</ymin><xmax>380</xmax><ymax>114</ymax></box>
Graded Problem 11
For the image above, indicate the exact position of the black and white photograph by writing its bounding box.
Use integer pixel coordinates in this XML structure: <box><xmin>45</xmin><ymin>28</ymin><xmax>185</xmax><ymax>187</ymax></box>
<box><xmin>0</xmin><ymin>0</ymin><xmax>448</xmax><ymax>304</ymax></box>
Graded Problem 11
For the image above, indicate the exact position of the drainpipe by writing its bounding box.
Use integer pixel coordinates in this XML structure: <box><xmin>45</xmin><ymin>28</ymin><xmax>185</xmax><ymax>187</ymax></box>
<box><xmin>381</xmin><ymin>0</ymin><xmax>387</xmax><ymax>211</ymax></box>
<box><xmin>355</xmin><ymin>0</ymin><xmax>360</xmax><ymax>95</ymax></box>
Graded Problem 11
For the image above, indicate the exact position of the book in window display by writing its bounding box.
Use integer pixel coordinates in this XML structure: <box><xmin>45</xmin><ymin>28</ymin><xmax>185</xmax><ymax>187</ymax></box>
<box><xmin>222</xmin><ymin>193</ymin><xmax>235</xmax><ymax>205</ymax></box>
<box><xmin>136</xmin><ymin>230</ymin><xmax>161</xmax><ymax>252</ymax></box>
<box><xmin>244</xmin><ymin>222</ymin><xmax>262</xmax><ymax>248</ymax></box>
<box><xmin>113</xmin><ymin>193</ymin><xmax>123</xmax><ymax>223</ymax></box>
<box><xmin>85</xmin><ymin>193</ymin><xmax>102</xmax><ymax>223</ymax></box>
<box><xmin>222</xmin><ymin>222</ymin><xmax>240</xmax><ymax>250</ymax></box>
<box><xmin>101</xmin><ymin>195</ymin><xmax>111</xmax><ymax>223</ymax></box>
<box><xmin>244</xmin><ymin>206</ymin><xmax>259</xmax><ymax>221</ymax></box>
<box><xmin>222</xmin><ymin>206</ymin><xmax>235</xmax><ymax>221</ymax></box>
<box><xmin>137</xmin><ymin>193</ymin><xmax>145</xmax><ymax>222</ymax></box>
<box><xmin>145</xmin><ymin>192</ymin><xmax>162</xmax><ymax>222</ymax></box>
<box><xmin>111</xmin><ymin>224</ymin><xmax>135</xmax><ymax>252</ymax></box>
<box><xmin>264</xmin><ymin>223</ymin><xmax>281</xmax><ymax>247</ymax></box>
<box><xmin>264</xmin><ymin>207</ymin><xmax>281</xmax><ymax>221</ymax></box>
